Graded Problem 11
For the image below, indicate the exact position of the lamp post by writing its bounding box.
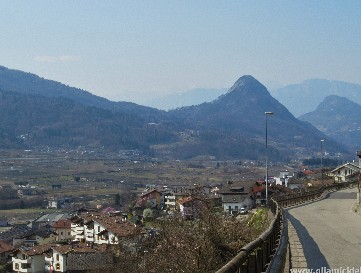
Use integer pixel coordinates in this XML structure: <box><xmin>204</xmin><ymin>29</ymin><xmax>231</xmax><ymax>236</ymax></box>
<box><xmin>320</xmin><ymin>140</ymin><xmax>325</xmax><ymax>182</ymax></box>
<box><xmin>265</xmin><ymin>111</ymin><xmax>274</xmax><ymax>206</ymax></box>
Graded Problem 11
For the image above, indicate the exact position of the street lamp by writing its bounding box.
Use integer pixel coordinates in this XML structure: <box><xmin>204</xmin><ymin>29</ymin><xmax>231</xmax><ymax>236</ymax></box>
<box><xmin>265</xmin><ymin>111</ymin><xmax>274</xmax><ymax>206</ymax></box>
<box><xmin>320</xmin><ymin>140</ymin><xmax>325</xmax><ymax>182</ymax></box>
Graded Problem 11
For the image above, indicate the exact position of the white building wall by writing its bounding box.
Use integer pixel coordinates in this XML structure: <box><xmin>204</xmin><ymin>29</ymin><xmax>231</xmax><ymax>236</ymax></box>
<box><xmin>71</xmin><ymin>223</ymin><xmax>85</xmax><ymax>241</ymax></box>
<box><xmin>223</xmin><ymin>198</ymin><xmax>254</xmax><ymax>213</ymax></box>
<box><xmin>52</xmin><ymin>251</ymin><xmax>67</xmax><ymax>272</ymax></box>
<box><xmin>55</xmin><ymin>228</ymin><xmax>72</xmax><ymax>241</ymax></box>
<box><xmin>223</xmin><ymin>202</ymin><xmax>242</xmax><ymax>213</ymax></box>
<box><xmin>85</xmin><ymin>226</ymin><xmax>95</xmax><ymax>242</ymax></box>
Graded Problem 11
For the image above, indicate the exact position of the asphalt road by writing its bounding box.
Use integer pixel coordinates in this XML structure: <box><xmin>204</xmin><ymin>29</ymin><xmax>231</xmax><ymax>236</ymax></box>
<box><xmin>288</xmin><ymin>188</ymin><xmax>361</xmax><ymax>270</ymax></box>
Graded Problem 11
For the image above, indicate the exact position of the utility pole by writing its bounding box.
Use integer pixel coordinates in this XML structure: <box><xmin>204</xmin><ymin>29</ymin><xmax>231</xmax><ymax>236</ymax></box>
<box><xmin>265</xmin><ymin>112</ymin><xmax>274</xmax><ymax>206</ymax></box>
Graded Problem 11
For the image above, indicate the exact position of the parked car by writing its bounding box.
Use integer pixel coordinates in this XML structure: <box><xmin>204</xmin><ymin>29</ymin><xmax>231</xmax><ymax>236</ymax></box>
<box><xmin>239</xmin><ymin>207</ymin><xmax>248</xmax><ymax>214</ymax></box>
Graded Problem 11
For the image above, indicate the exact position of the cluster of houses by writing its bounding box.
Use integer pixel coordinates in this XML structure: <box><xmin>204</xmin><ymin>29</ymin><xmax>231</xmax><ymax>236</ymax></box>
<box><xmin>0</xmin><ymin>208</ymin><xmax>142</xmax><ymax>273</ymax></box>
<box><xmin>134</xmin><ymin>175</ymin><xmax>294</xmax><ymax>218</ymax></box>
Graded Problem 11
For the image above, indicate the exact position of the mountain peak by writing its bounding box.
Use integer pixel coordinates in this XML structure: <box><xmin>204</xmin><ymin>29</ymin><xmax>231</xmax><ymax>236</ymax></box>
<box><xmin>317</xmin><ymin>95</ymin><xmax>360</xmax><ymax>111</ymax></box>
<box><xmin>234</xmin><ymin>75</ymin><xmax>259</xmax><ymax>85</ymax></box>
<box><xmin>227</xmin><ymin>75</ymin><xmax>267</xmax><ymax>94</ymax></box>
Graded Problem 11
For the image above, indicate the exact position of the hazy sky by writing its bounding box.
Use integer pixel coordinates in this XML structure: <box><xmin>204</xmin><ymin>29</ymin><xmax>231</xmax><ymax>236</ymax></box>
<box><xmin>1</xmin><ymin>1</ymin><xmax>360</xmax><ymax>104</ymax></box>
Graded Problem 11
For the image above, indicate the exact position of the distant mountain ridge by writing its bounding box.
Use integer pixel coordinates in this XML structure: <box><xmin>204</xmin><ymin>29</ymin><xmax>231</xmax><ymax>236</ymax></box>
<box><xmin>271</xmin><ymin>79</ymin><xmax>361</xmax><ymax>117</ymax></box>
<box><xmin>0</xmin><ymin>65</ymin><xmax>350</xmax><ymax>160</ymax></box>
<box><xmin>0</xmin><ymin>65</ymin><xmax>166</xmax><ymax>122</ymax></box>
<box><xmin>299</xmin><ymin>95</ymin><xmax>361</xmax><ymax>151</ymax></box>
<box><xmin>0</xmin><ymin>88</ymin><xmax>176</xmax><ymax>150</ymax></box>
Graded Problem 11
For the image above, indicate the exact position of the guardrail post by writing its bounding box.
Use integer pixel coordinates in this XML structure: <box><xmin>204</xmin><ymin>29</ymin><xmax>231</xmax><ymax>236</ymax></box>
<box><xmin>262</xmin><ymin>240</ymin><xmax>268</xmax><ymax>269</ymax></box>
<box><xmin>248</xmin><ymin>254</ymin><xmax>256</xmax><ymax>273</ymax></box>
<box><xmin>256</xmin><ymin>249</ymin><xmax>263</xmax><ymax>273</ymax></box>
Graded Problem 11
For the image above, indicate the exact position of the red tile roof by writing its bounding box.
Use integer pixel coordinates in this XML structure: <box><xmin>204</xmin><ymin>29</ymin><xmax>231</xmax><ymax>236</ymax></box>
<box><xmin>178</xmin><ymin>196</ymin><xmax>193</xmax><ymax>205</ymax></box>
<box><xmin>94</xmin><ymin>215</ymin><xmax>139</xmax><ymax>237</ymax></box>
<box><xmin>252</xmin><ymin>186</ymin><xmax>277</xmax><ymax>194</ymax></box>
<box><xmin>52</xmin><ymin>219</ymin><xmax>72</xmax><ymax>229</ymax></box>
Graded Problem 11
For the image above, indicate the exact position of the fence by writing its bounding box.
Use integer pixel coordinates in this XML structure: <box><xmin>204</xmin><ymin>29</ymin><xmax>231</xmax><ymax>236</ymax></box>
<box><xmin>215</xmin><ymin>179</ymin><xmax>359</xmax><ymax>273</ymax></box>
<box><xmin>215</xmin><ymin>199</ymin><xmax>285</xmax><ymax>273</ymax></box>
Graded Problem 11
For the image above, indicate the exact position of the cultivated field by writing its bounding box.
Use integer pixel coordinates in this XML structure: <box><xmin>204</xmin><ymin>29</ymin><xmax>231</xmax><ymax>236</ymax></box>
<box><xmin>0</xmin><ymin>149</ymin><xmax>285</xmax><ymax>220</ymax></box>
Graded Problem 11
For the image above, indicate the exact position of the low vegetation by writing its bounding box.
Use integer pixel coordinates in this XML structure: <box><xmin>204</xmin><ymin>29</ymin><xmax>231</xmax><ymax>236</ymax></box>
<box><xmin>90</xmin><ymin>210</ymin><xmax>270</xmax><ymax>273</ymax></box>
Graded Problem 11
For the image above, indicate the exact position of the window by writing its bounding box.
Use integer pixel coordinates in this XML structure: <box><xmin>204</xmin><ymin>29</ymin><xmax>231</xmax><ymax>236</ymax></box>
<box><xmin>56</xmin><ymin>254</ymin><xmax>60</xmax><ymax>261</ymax></box>
<box><xmin>14</xmin><ymin>263</ymin><xmax>19</xmax><ymax>270</ymax></box>
<box><xmin>56</xmin><ymin>263</ymin><xmax>61</xmax><ymax>270</ymax></box>
<box><xmin>61</xmin><ymin>232</ymin><xmax>63</xmax><ymax>235</ymax></box>
<box><xmin>21</xmin><ymin>263</ymin><xmax>31</xmax><ymax>269</ymax></box>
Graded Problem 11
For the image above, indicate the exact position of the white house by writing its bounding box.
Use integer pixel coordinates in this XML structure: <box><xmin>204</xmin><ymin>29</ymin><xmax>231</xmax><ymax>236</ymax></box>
<box><xmin>331</xmin><ymin>162</ymin><xmax>361</xmax><ymax>182</ymax></box>
<box><xmin>274</xmin><ymin>171</ymin><xmax>293</xmax><ymax>187</ymax></box>
<box><xmin>12</xmin><ymin>245</ymin><xmax>48</xmax><ymax>273</ymax></box>
<box><xmin>222</xmin><ymin>195</ymin><xmax>255</xmax><ymax>215</ymax></box>
<box><xmin>52</xmin><ymin>220</ymin><xmax>72</xmax><ymax>241</ymax></box>
<box><xmin>45</xmin><ymin>246</ymin><xmax>68</xmax><ymax>273</ymax></box>
<box><xmin>71</xmin><ymin>214</ymin><xmax>140</xmax><ymax>246</ymax></box>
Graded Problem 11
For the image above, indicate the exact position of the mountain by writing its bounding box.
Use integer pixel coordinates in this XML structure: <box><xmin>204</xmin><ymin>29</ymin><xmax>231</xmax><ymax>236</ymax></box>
<box><xmin>0</xmin><ymin>66</ymin><xmax>349</xmax><ymax>160</ymax></box>
<box><xmin>166</xmin><ymin>76</ymin><xmax>345</xmax><ymax>159</ymax></box>
<box><xmin>271</xmin><ymin>79</ymin><xmax>361</xmax><ymax>117</ymax></box>
<box><xmin>144</xmin><ymin>88</ymin><xmax>227</xmax><ymax>110</ymax></box>
<box><xmin>0</xmin><ymin>65</ymin><xmax>166</xmax><ymax>122</ymax></box>
<box><xmin>299</xmin><ymin>95</ymin><xmax>361</xmax><ymax>151</ymax></box>
<box><xmin>0</xmin><ymin>88</ymin><xmax>177</xmax><ymax>150</ymax></box>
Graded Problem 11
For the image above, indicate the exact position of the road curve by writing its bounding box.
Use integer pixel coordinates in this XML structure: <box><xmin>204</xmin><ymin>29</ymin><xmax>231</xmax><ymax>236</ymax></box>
<box><xmin>288</xmin><ymin>188</ymin><xmax>361</xmax><ymax>270</ymax></box>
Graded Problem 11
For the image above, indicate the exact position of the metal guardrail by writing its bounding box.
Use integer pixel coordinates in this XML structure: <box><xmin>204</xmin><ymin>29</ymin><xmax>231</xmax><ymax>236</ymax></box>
<box><xmin>215</xmin><ymin>179</ymin><xmax>359</xmax><ymax>273</ymax></box>
<box><xmin>276</xmin><ymin>179</ymin><xmax>359</xmax><ymax>207</ymax></box>
<box><xmin>215</xmin><ymin>200</ymin><xmax>284</xmax><ymax>273</ymax></box>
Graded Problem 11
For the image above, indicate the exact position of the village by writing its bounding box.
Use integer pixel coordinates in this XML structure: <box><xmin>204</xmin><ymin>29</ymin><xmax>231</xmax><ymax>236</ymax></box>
<box><xmin>1</xmin><ymin>154</ymin><xmax>360</xmax><ymax>272</ymax></box>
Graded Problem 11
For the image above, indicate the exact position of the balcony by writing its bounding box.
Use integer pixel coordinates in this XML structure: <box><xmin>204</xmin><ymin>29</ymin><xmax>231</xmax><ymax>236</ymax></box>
<box><xmin>12</xmin><ymin>257</ymin><xmax>32</xmax><ymax>264</ymax></box>
<box><xmin>13</xmin><ymin>262</ymin><xmax>32</xmax><ymax>273</ymax></box>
